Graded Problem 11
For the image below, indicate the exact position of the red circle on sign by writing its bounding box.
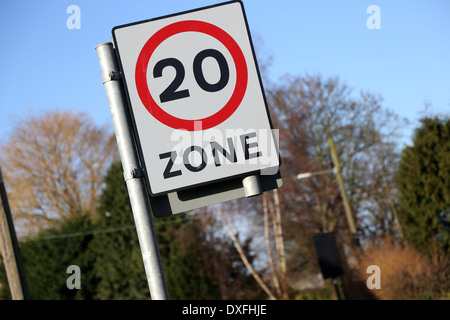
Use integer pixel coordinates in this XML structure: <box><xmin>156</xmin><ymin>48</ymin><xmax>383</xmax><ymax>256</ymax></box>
<box><xmin>135</xmin><ymin>20</ymin><xmax>248</xmax><ymax>131</ymax></box>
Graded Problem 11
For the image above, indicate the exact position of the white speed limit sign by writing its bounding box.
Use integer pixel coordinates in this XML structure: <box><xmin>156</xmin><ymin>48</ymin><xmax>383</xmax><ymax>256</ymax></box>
<box><xmin>112</xmin><ymin>1</ymin><xmax>280</xmax><ymax>196</ymax></box>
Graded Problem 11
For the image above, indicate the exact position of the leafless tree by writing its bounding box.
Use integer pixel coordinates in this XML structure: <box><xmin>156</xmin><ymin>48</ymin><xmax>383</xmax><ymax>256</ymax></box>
<box><xmin>1</xmin><ymin>110</ymin><xmax>118</xmax><ymax>235</ymax></box>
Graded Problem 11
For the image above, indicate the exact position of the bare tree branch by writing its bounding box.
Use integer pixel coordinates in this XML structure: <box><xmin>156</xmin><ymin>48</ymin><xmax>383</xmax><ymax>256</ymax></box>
<box><xmin>215</xmin><ymin>203</ymin><xmax>276</xmax><ymax>300</ymax></box>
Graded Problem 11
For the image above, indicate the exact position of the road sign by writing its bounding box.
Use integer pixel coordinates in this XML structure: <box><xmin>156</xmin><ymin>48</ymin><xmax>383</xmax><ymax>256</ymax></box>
<box><xmin>112</xmin><ymin>1</ymin><xmax>280</xmax><ymax>196</ymax></box>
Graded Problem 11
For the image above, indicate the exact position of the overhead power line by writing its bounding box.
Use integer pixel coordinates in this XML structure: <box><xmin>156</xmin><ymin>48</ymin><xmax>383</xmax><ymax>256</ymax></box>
<box><xmin>23</xmin><ymin>225</ymin><xmax>136</xmax><ymax>242</ymax></box>
<box><xmin>23</xmin><ymin>215</ymin><xmax>192</xmax><ymax>242</ymax></box>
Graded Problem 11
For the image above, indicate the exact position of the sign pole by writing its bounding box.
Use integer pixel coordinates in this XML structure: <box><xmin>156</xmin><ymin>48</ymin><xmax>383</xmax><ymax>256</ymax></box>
<box><xmin>96</xmin><ymin>42</ymin><xmax>169</xmax><ymax>300</ymax></box>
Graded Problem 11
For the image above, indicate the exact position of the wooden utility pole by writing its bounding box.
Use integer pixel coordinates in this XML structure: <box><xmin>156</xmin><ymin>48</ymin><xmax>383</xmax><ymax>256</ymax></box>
<box><xmin>327</xmin><ymin>134</ymin><xmax>359</xmax><ymax>245</ymax></box>
<box><xmin>0</xmin><ymin>167</ymin><xmax>29</xmax><ymax>300</ymax></box>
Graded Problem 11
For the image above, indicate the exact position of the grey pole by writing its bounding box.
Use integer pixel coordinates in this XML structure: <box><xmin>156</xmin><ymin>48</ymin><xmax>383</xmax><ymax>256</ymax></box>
<box><xmin>96</xmin><ymin>42</ymin><xmax>169</xmax><ymax>300</ymax></box>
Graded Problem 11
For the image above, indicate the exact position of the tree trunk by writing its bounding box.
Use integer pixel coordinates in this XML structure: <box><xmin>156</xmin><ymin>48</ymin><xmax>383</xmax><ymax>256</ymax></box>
<box><xmin>272</xmin><ymin>189</ymin><xmax>289</xmax><ymax>299</ymax></box>
<box><xmin>262</xmin><ymin>193</ymin><xmax>281</xmax><ymax>297</ymax></box>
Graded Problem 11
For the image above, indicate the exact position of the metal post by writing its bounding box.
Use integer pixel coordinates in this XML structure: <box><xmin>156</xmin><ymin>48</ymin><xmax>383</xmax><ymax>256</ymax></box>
<box><xmin>332</xmin><ymin>278</ymin><xmax>342</xmax><ymax>300</ymax></box>
<box><xmin>0</xmin><ymin>168</ymin><xmax>29</xmax><ymax>300</ymax></box>
<box><xmin>96</xmin><ymin>42</ymin><xmax>169</xmax><ymax>300</ymax></box>
<box><xmin>242</xmin><ymin>175</ymin><xmax>262</xmax><ymax>197</ymax></box>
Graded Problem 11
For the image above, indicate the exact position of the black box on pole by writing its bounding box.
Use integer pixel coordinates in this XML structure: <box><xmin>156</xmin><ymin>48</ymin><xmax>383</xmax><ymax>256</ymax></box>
<box><xmin>313</xmin><ymin>232</ymin><xmax>343</xmax><ymax>279</ymax></box>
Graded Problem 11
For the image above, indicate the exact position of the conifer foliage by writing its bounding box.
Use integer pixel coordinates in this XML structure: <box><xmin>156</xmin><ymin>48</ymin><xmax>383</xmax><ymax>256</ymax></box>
<box><xmin>397</xmin><ymin>117</ymin><xmax>450</xmax><ymax>256</ymax></box>
<box><xmin>0</xmin><ymin>161</ymin><xmax>238</xmax><ymax>299</ymax></box>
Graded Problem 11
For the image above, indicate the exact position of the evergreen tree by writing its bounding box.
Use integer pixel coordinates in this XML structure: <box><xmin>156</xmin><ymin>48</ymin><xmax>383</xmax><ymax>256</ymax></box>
<box><xmin>397</xmin><ymin>117</ymin><xmax>450</xmax><ymax>256</ymax></box>
<box><xmin>90</xmin><ymin>161</ymin><xmax>148</xmax><ymax>299</ymax></box>
<box><xmin>91</xmin><ymin>161</ymin><xmax>221</xmax><ymax>299</ymax></box>
<box><xmin>0</xmin><ymin>214</ymin><xmax>97</xmax><ymax>300</ymax></box>
<box><xmin>156</xmin><ymin>214</ymin><xmax>221</xmax><ymax>299</ymax></box>
<box><xmin>0</xmin><ymin>160</ymin><xmax>259</xmax><ymax>299</ymax></box>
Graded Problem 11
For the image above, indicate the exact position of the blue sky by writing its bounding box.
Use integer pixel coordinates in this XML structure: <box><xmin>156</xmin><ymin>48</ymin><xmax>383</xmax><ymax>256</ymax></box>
<box><xmin>0</xmin><ymin>0</ymin><xmax>449</xmax><ymax>145</ymax></box>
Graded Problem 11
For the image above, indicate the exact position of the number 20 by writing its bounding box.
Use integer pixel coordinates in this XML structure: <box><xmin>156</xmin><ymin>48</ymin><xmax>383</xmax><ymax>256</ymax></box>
<box><xmin>153</xmin><ymin>49</ymin><xmax>230</xmax><ymax>103</ymax></box>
